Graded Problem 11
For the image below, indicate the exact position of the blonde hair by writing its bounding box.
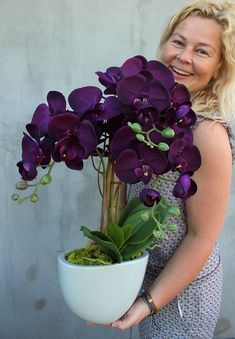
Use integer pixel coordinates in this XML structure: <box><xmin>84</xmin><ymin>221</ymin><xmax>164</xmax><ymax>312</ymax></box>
<box><xmin>158</xmin><ymin>0</ymin><xmax>235</xmax><ymax>122</ymax></box>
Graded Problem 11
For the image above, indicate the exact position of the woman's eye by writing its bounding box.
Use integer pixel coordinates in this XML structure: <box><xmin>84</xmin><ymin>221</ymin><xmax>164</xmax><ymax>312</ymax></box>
<box><xmin>172</xmin><ymin>40</ymin><xmax>184</xmax><ymax>47</ymax></box>
<box><xmin>197</xmin><ymin>49</ymin><xmax>209</xmax><ymax>56</ymax></box>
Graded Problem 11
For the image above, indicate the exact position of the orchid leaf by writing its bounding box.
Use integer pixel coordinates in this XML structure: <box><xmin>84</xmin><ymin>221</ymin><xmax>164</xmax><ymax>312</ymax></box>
<box><xmin>122</xmin><ymin>223</ymin><xmax>133</xmax><ymax>243</ymax></box>
<box><xmin>107</xmin><ymin>221</ymin><xmax>124</xmax><ymax>249</ymax></box>
<box><xmin>118</xmin><ymin>197</ymin><xmax>144</xmax><ymax>226</ymax></box>
<box><xmin>121</xmin><ymin>234</ymin><xmax>155</xmax><ymax>260</ymax></box>
<box><xmin>80</xmin><ymin>226</ymin><xmax>122</xmax><ymax>263</ymax></box>
<box><xmin>122</xmin><ymin>209</ymin><xmax>152</xmax><ymax>238</ymax></box>
<box><xmin>126</xmin><ymin>219</ymin><xmax>158</xmax><ymax>245</ymax></box>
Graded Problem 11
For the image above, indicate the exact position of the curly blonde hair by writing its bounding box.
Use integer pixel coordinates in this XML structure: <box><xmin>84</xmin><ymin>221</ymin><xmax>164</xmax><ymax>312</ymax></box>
<box><xmin>158</xmin><ymin>0</ymin><xmax>235</xmax><ymax>122</ymax></box>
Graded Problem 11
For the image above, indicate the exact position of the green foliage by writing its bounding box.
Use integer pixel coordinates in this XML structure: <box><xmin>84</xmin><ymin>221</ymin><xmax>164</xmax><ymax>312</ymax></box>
<box><xmin>77</xmin><ymin>196</ymin><xmax>179</xmax><ymax>264</ymax></box>
<box><xmin>80</xmin><ymin>226</ymin><xmax>122</xmax><ymax>263</ymax></box>
<box><xmin>65</xmin><ymin>243</ymin><xmax>112</xmax><ymax>265</ymax></box>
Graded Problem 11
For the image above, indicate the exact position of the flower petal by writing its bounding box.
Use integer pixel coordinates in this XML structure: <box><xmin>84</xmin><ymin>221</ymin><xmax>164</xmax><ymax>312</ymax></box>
<box><xmin>114</xmin><ymin>149</ymin><xmax>140</xmax><ymax>183</ymax></box>
<box><xmin>47</xmin><ymin>91</ymin><xmax>66</xmax><ymax>114</ymax></box>
<box><xmin>116</xmin><ymin>75</ymin><xmax>146</xmax><ymax>105</ymax></box>
<box><xmin>120</xmin><ymin>57</ymin><xmax>143</xmax><ymax>77</ymax></box>
<box><xmin>48</xmin><ymin>113</ymin><xmax>80</xmax><ymax>141</ymax></box>
<box><xmin>68</xmin><ymin>86</ymin><xmax>102</xmax><ymax>114</ymax></box>
<box><xmin>139</xmin><ymin>188</ymin><xmax>161</xmax><ymax>207</ymax></box>
<box><xmin>148</xmin><ymin>80</ymin><xmax>171</xmax><ymax>112</ymax></box>
<box><xmin>146</xmin><ymin>60</ymin><xmax>175</xmax><ymax>89</ymax></box>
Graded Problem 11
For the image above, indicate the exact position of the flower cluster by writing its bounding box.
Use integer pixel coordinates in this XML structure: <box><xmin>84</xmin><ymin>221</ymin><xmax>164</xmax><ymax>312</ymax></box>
<box><xmin>15</xmin><ymin>55</ymin><xmax>201</xmax><ymax>207</ymax></box>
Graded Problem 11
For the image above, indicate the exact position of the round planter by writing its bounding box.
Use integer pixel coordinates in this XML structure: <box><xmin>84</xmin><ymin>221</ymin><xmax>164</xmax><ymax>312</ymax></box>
<box><xmin>58</xmin><ymin>251</ymin><xmax>149</xmax><ymax>324</ymax></box>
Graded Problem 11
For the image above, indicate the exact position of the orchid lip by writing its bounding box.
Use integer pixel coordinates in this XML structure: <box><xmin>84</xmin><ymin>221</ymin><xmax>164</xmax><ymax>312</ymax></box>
<box><xmin>171</xmin><ymin>66</ymin><xmax>193</xmax><ymax>76</ymax></box>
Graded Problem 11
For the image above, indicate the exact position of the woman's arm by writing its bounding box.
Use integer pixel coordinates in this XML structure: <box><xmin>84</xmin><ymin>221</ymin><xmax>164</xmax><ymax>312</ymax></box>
<box><xmin>112</xmin><ymin>120</ymin><xmax>232</xmax><ymax>330</ymax></box>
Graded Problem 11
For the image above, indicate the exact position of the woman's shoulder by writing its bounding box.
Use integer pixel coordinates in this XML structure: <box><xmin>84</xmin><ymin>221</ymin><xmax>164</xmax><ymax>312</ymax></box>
<box><xmin>193</xmin><ymin>113</ymin><xmax>235</xmax><ymax>163</ymax></box>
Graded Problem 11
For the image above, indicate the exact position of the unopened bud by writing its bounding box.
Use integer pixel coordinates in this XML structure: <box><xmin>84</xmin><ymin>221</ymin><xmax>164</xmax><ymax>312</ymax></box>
<box><xmin>167</xmin><ymin>205</ymin><xmax>180</xmax><ymax>217</ymax></box>
<box><xmin>167</xmin><ymin>223</ymin><xmax>177</xmax><ymax>231</ymax></box>
<box><xmin>40</xmin><ymin>174</ymin><xmax>52</xmax><ymax>185</ymax></box>
<box><xmin>161</xmin><ymin>128</ymin><xmax>175</xmax><ymax>139</ymax></box>
<box><xmin>157</xmin><ymin>142</ymin><xmax>169</xmax><ymax>151</ymax></box>
<box><xmin>131</xmin><ymin>123</ymin><xmax>142</xmax><ymax>134</ymax></box>
<box><xmin>153</xmin><ymin>230</ymin><xmax>163</xmax><ymax>238</ymax></box>
<box><xmin>140</xmin><ymin>211</ymin><xmax>150</xmax><ymax>221</ymax></box>
<box><xmin>136</xmin><ymin>134</ymin><xmax>145</xmax><ymax>142</ymax></box>
<box><xmin>30</xmin><ymin>194</ymin><xmax>39</xmax><ymax>203</ymax></box>
<box><xmin>11</xmin><ymin>194</ymin><xmax>20</xmax><ymax>201</ymax></box>
<box><xmin>16</xmin><ymin>181</ymin><xmax>28</xmax><ymax>190</ymax></box>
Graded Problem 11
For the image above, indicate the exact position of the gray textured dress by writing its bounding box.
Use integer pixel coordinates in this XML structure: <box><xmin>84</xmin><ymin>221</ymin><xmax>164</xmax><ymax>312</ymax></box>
<box><xmin>128</xmin><ymin>116</ymin><xmax>234</xmax><ymax>339</ymax></box>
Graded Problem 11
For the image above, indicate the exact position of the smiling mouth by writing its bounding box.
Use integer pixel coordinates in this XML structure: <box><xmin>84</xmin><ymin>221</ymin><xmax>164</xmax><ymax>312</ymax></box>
<box><xmin>171</xmin><ymin>66</ymin><xmax>193</xmax><ymax>76</ymax></box>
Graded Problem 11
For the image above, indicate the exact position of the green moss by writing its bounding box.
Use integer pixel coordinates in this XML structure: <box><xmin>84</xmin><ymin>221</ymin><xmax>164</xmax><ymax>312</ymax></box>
<box><xmin>65</xmin><ymin>243</ymin><xmax>113</xmax><ymax>265</ymax></box>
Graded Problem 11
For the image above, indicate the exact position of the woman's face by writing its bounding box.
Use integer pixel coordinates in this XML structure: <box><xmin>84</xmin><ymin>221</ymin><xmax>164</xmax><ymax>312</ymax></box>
<box><xmin>161</xmin><ymin>16</ymin><xmax>222</xmax><ymax>94</ymax></box>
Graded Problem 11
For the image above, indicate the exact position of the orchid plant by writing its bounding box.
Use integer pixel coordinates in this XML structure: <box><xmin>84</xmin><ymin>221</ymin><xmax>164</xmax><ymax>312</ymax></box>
<box><xmin>12</xmin><ymin>55</ymin><xmax>201</xmax><ymax>265</ymax></box>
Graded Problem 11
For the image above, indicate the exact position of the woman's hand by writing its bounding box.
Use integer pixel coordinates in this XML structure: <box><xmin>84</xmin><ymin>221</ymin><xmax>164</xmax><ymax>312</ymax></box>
<box><xmin>111</xmin><ymin>297</ymin><xmax>150</xmax><ymax>330</ymax></box>
<box><xmin>86</xmin><ymin>297</ymin><xmax>150</xmax><ymax>330</ymax></box>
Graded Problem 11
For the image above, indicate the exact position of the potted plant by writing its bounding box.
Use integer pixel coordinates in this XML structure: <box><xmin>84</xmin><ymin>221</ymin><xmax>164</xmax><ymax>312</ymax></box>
<box><xmin>12</xmin><ymin>55</ymin><xmax>201</xmax><ymax>324</ymax></box>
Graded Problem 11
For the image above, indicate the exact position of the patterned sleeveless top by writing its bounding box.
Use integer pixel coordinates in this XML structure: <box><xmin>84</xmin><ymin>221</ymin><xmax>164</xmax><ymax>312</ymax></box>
<box><xmin>129</xmin><ymin>114</ymin><xmax>235</xmax><ymax>338</ymax></box>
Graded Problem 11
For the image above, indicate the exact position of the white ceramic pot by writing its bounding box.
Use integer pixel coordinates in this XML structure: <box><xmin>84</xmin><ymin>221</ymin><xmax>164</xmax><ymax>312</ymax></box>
<box><xmin>58</xmin><ymin>251</ymin><xmax>149</xmax><ymax>324</ymax></box>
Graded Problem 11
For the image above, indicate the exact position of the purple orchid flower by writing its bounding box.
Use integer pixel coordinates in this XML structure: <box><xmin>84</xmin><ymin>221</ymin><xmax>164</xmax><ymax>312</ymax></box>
<box><xmin>116</xmin><ymin>74</ymin><xmax>171</xmax><ymax>112</ymax></box>
<box><xmin>17</xmin><ymin>134</ymin><xmax>44</xmax><ymax>180</ymax></box>
<box><xmin>68</xmin><ymin>86</ymin><xmax>102</xmax><ymax>116</ymax></box>
<box><xmin>146</xmin><ymin>60</ymin><xmax>175</xmax><ymax>90</ymax></box>
<box><xmin>109</xmin><ymin>126</ymin><xmax>137</xmax><ymax>159</ymax></box>
<box><xmin>96</xmin><ymin>67</ymin><xmax>122</xmax><ymax>94</ymax></box>
<box><xmin>95</xmin><ymin>55</ymin><xmax>147</xmax><ymax>95</ymax></box>
<box><xmin>168</xmin><ymin>137</ymin><xmax>201</xmax><ymax>173</ymax></box>
<box><xmin>114</xmin><ymin>144</ymin><xmax>169</xmax><ymax>185</ymax></box>
<box><xmin>51</xmin><ymin>120</ymin><xmax>98</xmax><ymax>170</ymax></box>
<box><xmin>17</xmin><ymin>161</ymin><xmax>38</xmax><ymax>181</ymax></box>
<box><xmin>15</xmin><ymin>55</ymin><xmax>201</xmax><ymax>206</ymax></box>
<box><xmin>139</xmin><ymin>188</ymin><xmax>161</xmax><ymax>207</ymax></box>
<box><xmin>171</xmin><ymin>83</ymin><xmax>190</xmax><ymax>105</ymax></box>
<box><xmin>173</xmin><ymin>173</ymin><xmax>197</xmax><ymax>199</ymax></box>
<box><xmin>26</xmin><ymin>91</ymin><xmax>67</xmax><ymax>141</ymax></box>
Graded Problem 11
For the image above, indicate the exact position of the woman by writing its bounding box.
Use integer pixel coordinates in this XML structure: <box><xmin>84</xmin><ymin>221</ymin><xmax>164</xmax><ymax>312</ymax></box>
<box><xmin>111</xmin><ymin>1</ymin><xmax>235</xmax><ymax>338</ymax></box>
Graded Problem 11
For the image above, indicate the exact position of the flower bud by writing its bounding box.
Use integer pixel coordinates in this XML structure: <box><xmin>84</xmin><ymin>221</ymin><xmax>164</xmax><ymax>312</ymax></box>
<box><xmin>136</xmin><ymin>134</ymin><xmax>145</xmax><ymax>142</ymax></box>
<box><xmin>167</xmin><ymin>205</ymin><xmax>180</xmax><ymax>217</ymax></box>
<box><xmin>157</xmin><ymin>142</ymin><xmax>169</xmax><ymax>151</ymax></box>
<box><xmin>40</xmin><ymin>174</ymin><xmax>52</xmax><ymax>185</ymax></box>
<box><xmin>131</xmin><ymin>123</ymin><xmax>142</xmax><ymax>134</ymax></box>
<box><xmin>167</xmin><ymin>223</ymin><xmax>177</xmax><ymax>231</ymax></box>
<box><xmin>11</xmin><ymin>194</ymin><xmax>20</xmax><ymax>201</ymax></box>
<box><xmin>140</xmin><ymin>210</ymin><xmax>150</xmax><ymax>221</ymax></box>
<box><xmin>161</xmin><ymin>128</ymin><xmax>175</xmax><ymax>139</ymax></box>
<box><xmin>153</xmin><ymin>230</ymin><xmax>163</xmax><ymax>238</ymax></box>
<box><xmin>30</xmin><ymin>194</ymin><xmax>39</xmax><ymax>203</ymax></box>
<box><xmin>16</xmin><ymin>181</ymin><xmax>28</xmax><ymax>190</ymax></box>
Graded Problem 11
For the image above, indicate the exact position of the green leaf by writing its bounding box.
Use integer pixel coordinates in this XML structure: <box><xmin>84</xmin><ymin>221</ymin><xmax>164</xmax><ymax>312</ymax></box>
<box><xmin>80</xmin><ymin>226</ymin><xmax>122</xmax><ymax>263</ymax></box>
<box><xmin>107</xmin><ymin>221</ymin><xmax>124</xmax><ymax>249</ymax></box>
<box><xmin>121</xmin><ymin>234</ymin><xmax>155</xmax><ymax>260</ymax></box>
<box><xmin>118</xmin><ymin>197</ymin><xmax>144</xmax><ymax>226</ymax></box>
<box><xmin>127</xmin><ymin>219</ymin><xmax>158</xmax><ymax>245</ymax></box>
<box><xmin>122</xmin><ymin>223</ymin><xmax>133</xmax><ymax>243</ymax></box>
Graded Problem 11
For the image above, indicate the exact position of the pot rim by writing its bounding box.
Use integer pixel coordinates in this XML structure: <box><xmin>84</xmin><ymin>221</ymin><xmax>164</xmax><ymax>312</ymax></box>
<box><xmin>58</xmin><ymin>250</ymin><xmax>149</xmax><ymax>269</ymax></box>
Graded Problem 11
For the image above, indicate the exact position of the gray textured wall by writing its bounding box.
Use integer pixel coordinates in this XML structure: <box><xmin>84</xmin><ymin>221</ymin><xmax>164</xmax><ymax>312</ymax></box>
<box><xmin>1</xmin><ymin>0</ymin><xmax>235</xmax><ymax>338</ymax></box>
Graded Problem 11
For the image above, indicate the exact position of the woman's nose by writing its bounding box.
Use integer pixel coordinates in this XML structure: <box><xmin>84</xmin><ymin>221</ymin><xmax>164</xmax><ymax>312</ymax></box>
<box><xmin>176</xmin><ymin>49</ymin><xmax>193</xmax><ymax>64</ymax></box>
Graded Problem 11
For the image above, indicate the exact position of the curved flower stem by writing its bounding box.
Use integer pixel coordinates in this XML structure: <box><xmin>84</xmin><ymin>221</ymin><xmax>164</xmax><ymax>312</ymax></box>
<box><xmin>47</xmin><ymin>160</ymin><xmax>55</xmax><ymax>175</ymax></box>
<box><xmin>14</xmin><ymin>161</ymin><xmax>56</xmax><ymax>204</ymax></box>
<box><xmin>151</xmin><ymin>203</ymin><xmax>165</xmax><ymax>237</ymax></box>
<box><xmin>91</xmin><ymin>156</ymin><xmax>103</xmax><ymax>175</ymax></box>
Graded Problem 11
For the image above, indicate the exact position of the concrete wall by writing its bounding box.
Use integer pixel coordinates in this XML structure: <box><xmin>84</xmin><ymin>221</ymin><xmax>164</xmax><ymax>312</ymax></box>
<box><xmin>1</xmin><ymin>0</ymin><xmax>235</xmax><ymax>338</ymax></box>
